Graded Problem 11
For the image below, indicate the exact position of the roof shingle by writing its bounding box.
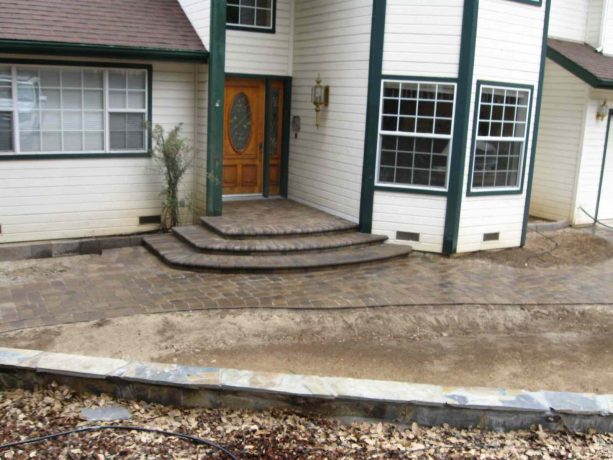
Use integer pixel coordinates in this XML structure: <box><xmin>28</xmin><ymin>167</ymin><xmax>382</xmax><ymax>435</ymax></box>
<box><xmin>548</xmin><ymin>38</ymin><xmax>613</xmax><ymax>87</ymax></box>
<box><xmin>0</xmin><ymin>0</ymin><xmax>205</xmax><ymax>52</ymax></box>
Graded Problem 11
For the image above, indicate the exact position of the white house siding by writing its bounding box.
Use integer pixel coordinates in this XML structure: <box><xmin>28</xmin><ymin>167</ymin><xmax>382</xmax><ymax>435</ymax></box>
<box><xmin>287</xmin><ymin>0</ymin><xmax>372</xmax><ymax>221</ymax></box>
<box><xmin>0</xmin><ymin>56</ymin><xmax>203</xmax><ymax>243</ymax></box>
<box><xmin>192</xmin><ymin>65</ymin><xmax>209</xmax><ymax>218</ymax></box>
<box><xmin>178</xmin><ymin>0</ymin><xmax>211</xmax><ymax>49</ymax></box>
<box><xmin>530</xmin><ymin>60</ymin><xmax>589</xmax><ymax>222</ymax></box>
<box><xmin>456</xmin><ymin>0</ymin><xmax>545</xmax><ymax>253</ymax></box>
<box><xmin>549</xmin><ymin>0</ymin><xmax>589</xmax><ymax>42</ymax></box>
<box><xmin>586</xmin><ymin>0</ymin><xmax>604</xmax><ymax>48</ymax></box>
<box><xmin>369</xmin><ymin>0</ymin><xmax>463</xmax><ymax>252</ymax></box>
<box><xmin>574</xmin><ymin>90</ymin><xmax>613</xmax><ymax>224</ymax></box>
<box><xmin>382</xmin><ymin>0</ymin><xmax>463</xmax><ymax>78</ymax></box>
<box><xmin>225</xmin><ymin>0</ymin><xmax>292</xmax><ymax>76</ymax></box>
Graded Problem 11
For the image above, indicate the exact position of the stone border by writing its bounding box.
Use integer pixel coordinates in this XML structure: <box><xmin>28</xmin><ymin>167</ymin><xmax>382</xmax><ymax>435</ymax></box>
<box><xmin>527</xmin><ymin>219</ymin><xmax>570</xmax><ymax>233</ymax></box>
<box><xmin>0</xmin><ymin>235</ymin><xmax>147</xmax><ymax>262</ymax></box>
<box><xmin>1</xmin><ymin>347</ymin><xmax>612</xmax><ymax>432</ymax></box>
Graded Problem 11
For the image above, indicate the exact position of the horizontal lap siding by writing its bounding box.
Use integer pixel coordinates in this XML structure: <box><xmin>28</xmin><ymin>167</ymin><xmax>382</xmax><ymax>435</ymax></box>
<box><xmin>192</xmin><ymin>65</ymin><xmax>208</xmax><ymax>217</ymax></box>
<box><xmin>0</xmin><ymin>57</ymin><xmax>199</xmax><ymax>243</ymax></box>
<box><xmin>288</xmin><ymin>0</ymin><xmax>372</xmax><ymax>221</ymax></box>
<box><xmin>225</xmin><ymin>0</ymin><xmax>292</xmax><ymax>75</ymax></box>
<box><xmin>586</xmin><ymin>0</ymin><xmax>604</xmax><ymax>48</ymax></box>
<box><xmin>382</xmin><ymin>0</ymin><xmax>463</xmax><ymax>77</ymax></box>
<box><xmin>548</xmin><ymin>0</ymin><xmax>588</xmax><ymax>42</ymax></box>
<box><xmin>530</xmin><ymin>60</ymin><xmax>588</xmax><ymax>222</ymax></box>
<box><xmin>371</xmin><ymin>0</ymin><xmax>462</xmax><ymax>252</ymax></box>
<box><xmin>574</xmin><ymin>90</ymin><xmax>613</xmax><ymax>224</ymax></box>
<box><xmin>457</xmin><ymin>0</ymin><xmax>545</xmax><ymax>253</ymax></box>
<box><xmin>178</xmin><ymin>0</ymin><xmax>211</xmax><ymax>49</ymax></box>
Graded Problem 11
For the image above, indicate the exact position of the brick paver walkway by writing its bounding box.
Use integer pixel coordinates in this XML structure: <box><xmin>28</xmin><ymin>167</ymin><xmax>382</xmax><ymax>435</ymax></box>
<box><xmin>1</xmin><ymin>236</ymin><xmax>612</xmax><ymax>333</ymax></box>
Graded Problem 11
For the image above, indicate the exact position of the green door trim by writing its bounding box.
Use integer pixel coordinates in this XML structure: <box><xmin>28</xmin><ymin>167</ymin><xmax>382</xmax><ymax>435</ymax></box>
<box><xmin>442</xmin><ymin>0</ymin><xmax>480</xmax><ymax>255</ymax></box>
<box><xmin>595</xmin><ymin>109</ymin><xmax>613</xmax><ymax>223</ymax></box>
<box><xmin>358</xmin><ymin>0</ymin><xmax>387</xmax><ymax>233</ymax></box>
<box><xmin>206</xmin><ymin>0</ymin><xmax>227</xmax><ymax>216</ymax></box>
<box><xmin>520</xmin><ymin>0</ymin><xmax>552</xmax><ymax>246</ymax></box>
<box><xmin>224</xmin><ymin>73</ymin><xmax>292</xmax><ymax>199</ymax></box>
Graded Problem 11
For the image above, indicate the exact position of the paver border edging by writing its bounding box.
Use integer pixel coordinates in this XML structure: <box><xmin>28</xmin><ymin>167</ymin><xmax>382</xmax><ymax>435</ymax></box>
<box><xmin>0</xmin><ymin>347</ymin><xmax>612</xmax><ymax>433</ymax></box>
<box><xmin>0</xmin><ymin>234</ymin><xmax>150</xmax><ymax>262</ymax></box>
<box><xmin>527</xmin><ymin>219</ymin><xmax>570</xmax><ymax>233</ymax></box>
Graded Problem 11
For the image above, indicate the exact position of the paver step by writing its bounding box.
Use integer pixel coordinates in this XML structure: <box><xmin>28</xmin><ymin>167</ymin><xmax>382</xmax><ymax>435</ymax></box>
<box><xmin>143</xmin><ymin>233</ymin><xmax>411</xmax><ymax>271</ymax></box>
<box><xmin>200</xmin><ymin>200</ymin><xmax>358</xmax><ymax>238</ymax></box>
<box><xmin>173</xmin><ymin>225</ymin><xmax>388</xmax><ymax>254</ymax></box>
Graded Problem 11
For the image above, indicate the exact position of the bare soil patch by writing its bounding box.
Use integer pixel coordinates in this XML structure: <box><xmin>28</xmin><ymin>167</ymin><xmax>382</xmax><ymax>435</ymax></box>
<box><xmin>2</xmin><ymin>304</ymin><xmax>613</xmax><ymax>394</ymax></box>
<box><xmin>3</xmin><ymin>385</ymin><xmax>613</xmax><ymax>459</ymax></box>
<box><xmin>467</xmin><ymin>229</ymin><xmax>613</xmax><ymax>268</ymax></box>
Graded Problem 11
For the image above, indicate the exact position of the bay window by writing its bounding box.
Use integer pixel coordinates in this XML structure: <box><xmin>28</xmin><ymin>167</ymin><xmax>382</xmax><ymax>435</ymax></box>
<box><xmin>376</xmin><ymin>80</ymin><xmax>456</xmax><ymax>191</ymax></box>
<box><xmin>470</xmin><ymin>82</ymin><xmax>532</xmax><ymax>193</ymax></box>
<box><xmin>0</xmin><ymin>62</ymin><xmax>150</xmax><ymax>157</ymax></box>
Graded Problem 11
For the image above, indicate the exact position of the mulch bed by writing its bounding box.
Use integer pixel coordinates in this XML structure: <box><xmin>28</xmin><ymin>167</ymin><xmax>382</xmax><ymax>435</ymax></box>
<box><xmin>1</xmin><ymin>384</ymin><xmax>612</xmax><ymax>459</ymax></box>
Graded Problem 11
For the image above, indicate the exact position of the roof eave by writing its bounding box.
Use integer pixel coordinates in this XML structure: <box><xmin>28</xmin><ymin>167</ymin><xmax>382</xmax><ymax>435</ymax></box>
<box><xmin>547</xmin><ymin>45</ymin><xmax>613</xmax><ymax>90</ymax></box>
<box><xmin>0</xmin><ymin>39</ymin><xmax>209</xmax><ymax>63</ymax></box>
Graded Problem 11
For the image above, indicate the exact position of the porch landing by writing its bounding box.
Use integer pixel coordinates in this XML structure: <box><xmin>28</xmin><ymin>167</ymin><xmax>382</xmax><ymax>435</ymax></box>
<box><xmin>144</xmin><ymin>200</ymin><xmax>411</xmax><ymax>271</ymax></box>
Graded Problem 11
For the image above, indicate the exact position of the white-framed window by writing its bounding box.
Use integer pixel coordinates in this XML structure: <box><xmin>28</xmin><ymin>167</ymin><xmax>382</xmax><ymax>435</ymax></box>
<box><xmin>0</xmin><ymin>63</ymin><xmax>149</xmax><ymax>156</ymax></box>
<box><xmin>470</xmin><ymin>83</ymin><xmax>532</xmax><ymax>192</ymax></box>
<box><xmin>227</xmin><ymin>0</ymin><xmax>275</xmax><ymax>31</ymax></box>
<box><xmin>376</xmin><ymin>80</ymin><xmax>456</xmax><ymax>190</ymax></box>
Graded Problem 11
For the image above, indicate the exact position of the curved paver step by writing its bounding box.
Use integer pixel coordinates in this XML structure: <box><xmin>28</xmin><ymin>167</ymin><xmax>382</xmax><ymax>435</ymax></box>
<box><xmin>143</xmin><ymin>234</ymin><xmax>411</xmax><ymax>271</ymax></box>
<box><xmin>200</xmin><ymin>200</ymin><xmax>357</xmax><ymax>238</ymax></box>
<box><xmin>173</xmin><ymin>225</ymin><xmax>388</xmax><ymax>254</ymax></box>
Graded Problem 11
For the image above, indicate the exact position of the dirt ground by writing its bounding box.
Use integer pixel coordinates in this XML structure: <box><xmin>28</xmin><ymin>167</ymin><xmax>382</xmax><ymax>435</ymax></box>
<box><xmin>2</xmin><ymin>303</ymin><xmax>613</xmax><ymax>394</ymax></box>
<box><xmin>467</xmin><ymin>228</ymin><xmax>613</xmax><ymax>268</ymax></box>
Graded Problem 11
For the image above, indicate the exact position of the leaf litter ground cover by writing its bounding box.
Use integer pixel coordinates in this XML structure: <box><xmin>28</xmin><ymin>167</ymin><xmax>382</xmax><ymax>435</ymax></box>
<box><xmin>1</xmin><ymin>384</ymin><xmax>613</xmax><ymax>459</ymax></box>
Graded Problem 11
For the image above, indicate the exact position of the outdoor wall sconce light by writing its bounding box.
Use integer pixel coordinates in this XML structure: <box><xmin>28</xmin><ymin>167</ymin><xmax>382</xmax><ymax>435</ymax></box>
<box><xmin>597</xmin><ymin>99</ymin><xmax>609</xmax><ymax>121</ymax></box>
<box><xmin>311</xmin><ymin>74</ymin><xmax>329</xmax><ymax>128</ymax></box>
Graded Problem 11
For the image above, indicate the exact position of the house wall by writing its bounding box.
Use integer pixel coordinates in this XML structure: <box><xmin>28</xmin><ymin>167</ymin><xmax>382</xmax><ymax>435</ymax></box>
<box><xmin>371</xmin><ymin>0</ymin><xmax>463</xmax><ymax>253</ymax></box>
<box><xmin>178</xmin><ymin>0</ymin><xmax>211</xmax><ymax>49</ymax></box>
<box><xmin>0</xmin><ymin>55</ymin><xmax>204</xmax><ymax>244</ymax></box>
<box><xmin>548</xmin><ymin>0</ymin><xmax>589</xmax><ymax>42</ymax></box>
<box><xmin>574</xmin><ymin>89</ymin><xmax>613</xmax><ymax>224</ymax></box>
<box><xmin>530</xmin><ymin>60</ymin><xmax>589</xmax><ymax>222</ymax></box>
<box><xmin>226</xmin><ymin>0</ymin><xmax>293</xmax><ymax>76</ymax></box>
<box><xmin>287</xmin><ymin>0</ymin><xmax>373</xmax><ymax>221</ymax></box>
<box><xmin>586</xmin><ymin>0</ymin><xmax>604</xmax><ymax>48</ymax></box>
<box><xmin>456</xmin><ymin>0</ymin><xmax>546</xmax><ymax>253</ymax></box>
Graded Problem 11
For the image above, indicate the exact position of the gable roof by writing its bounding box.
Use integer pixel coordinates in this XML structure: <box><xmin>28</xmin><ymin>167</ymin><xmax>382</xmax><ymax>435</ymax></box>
<box><xmin>548</xmin><ymin>38</ymin><xmax>613</xmax><ymax>89</ymax></box>
<box><xmin>0</xmin><ymin>0</ymin><xmax>207</xmax><ymax>62</ymax></box>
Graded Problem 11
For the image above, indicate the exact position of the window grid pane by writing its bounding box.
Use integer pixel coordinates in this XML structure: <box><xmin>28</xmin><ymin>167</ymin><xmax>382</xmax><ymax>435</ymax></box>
<box><xmin>5</xmin><ymin>65</ymin><xmax>147</xmax><ymax>155</ymax></box>
<box><xmin>472</xmin><ymin>85</ymin><xmax>531</xmax><ymax>191</ymax></box>
<box><xmin>227</xmin><ymin>0</ymin><xmax>274</xmax><ymax>29</ymax></box>
<box><xmin>377</xmin><ymin>80</ymin><xmax>455</xmax><ymax>189</ymax></box>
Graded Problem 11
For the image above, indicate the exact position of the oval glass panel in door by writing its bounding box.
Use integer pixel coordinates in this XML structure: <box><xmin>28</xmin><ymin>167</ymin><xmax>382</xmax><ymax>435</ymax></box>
<box><xmin>229</xmin><ymin>92</ymin><xmax>252</xmax><ymax>153</ymax></box>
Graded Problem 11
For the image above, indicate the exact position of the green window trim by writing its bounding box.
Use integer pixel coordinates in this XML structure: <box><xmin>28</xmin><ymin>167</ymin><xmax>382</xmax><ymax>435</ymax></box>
<box><xmin>466</xmin><ymin>80</ymin><xmax>535</xmax><ymax>197</ymax></box>
<box><xmin>507</xmin><ymin>0</ymin><xmax>543</xmax><ymax>6</ymax></box>
<box><xmin>226</xmin><ymin>0</ymin><xmax>277</xmax><ymax>34</ymax></box>
<box><xmin>375</xmin><ymin>75</ymin><xmax>458</xmax><ymax>195</ymax></box>
<box><xmin>0</xmin><ymin>58</ymin><xmax>153</xmax><ymax>162</ymax></box>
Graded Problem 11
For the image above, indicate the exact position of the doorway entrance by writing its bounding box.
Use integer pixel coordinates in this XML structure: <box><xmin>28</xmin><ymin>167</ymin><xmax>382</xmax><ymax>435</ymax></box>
<box><xmin>223</xmin><ymin>76</ymin><xmax>286</xmax><ymax>197</ymax></box>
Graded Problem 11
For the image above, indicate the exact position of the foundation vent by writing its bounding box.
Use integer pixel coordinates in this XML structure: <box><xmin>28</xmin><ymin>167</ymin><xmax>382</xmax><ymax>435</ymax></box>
<box><xmin>139</xmin><ymin>215</ymin><xmax>162</xmax><ymax>225</ymax></box>
<box><xmin>396</xmin><ymin>231</ymin><xmax>420</xmax><ymax>242</ymax></box>
<box><xmin>483</xmin><ymin>232</ymin><xmax>500</xmax><ymax>242</ymax></box>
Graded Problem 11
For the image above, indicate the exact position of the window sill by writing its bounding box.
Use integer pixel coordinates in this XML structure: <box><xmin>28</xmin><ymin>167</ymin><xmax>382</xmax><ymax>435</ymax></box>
<box><xmin>374</xmin><ymin>185</ymin><xmax>448</xmax><ymax>196</ymax></box>
<box><xmin>226</xmin><ymin>25</ymin><xmax>276</xmax><ymax>34</ymax></box>
<box><xmin>466</xmin><ymin>188</ymin><xmax>524</xmax><ymax>197</ymax></box>
<box><xmin>0</xmin><ymin>152</ymin><xmax>151</xmax><ymax>161</ymax></box>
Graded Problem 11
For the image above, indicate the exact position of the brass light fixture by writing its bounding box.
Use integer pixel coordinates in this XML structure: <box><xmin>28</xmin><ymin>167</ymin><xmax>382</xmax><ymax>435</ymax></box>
<box><xmin>311</xmin><ymin>74</ymin><xmax>329</xmax><ymax>128</ymax></box>
<box><xmin>597</xmin><ymin>99</ymin><xmax>609</xmax><ymax>121</ymax></box>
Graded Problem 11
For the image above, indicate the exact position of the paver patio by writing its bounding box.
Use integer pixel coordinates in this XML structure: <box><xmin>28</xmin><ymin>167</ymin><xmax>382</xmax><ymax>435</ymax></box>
<box><xmin>1</xmin><ymin>228</ymin><xmax>612</xmax><ymax>333</ymax></box>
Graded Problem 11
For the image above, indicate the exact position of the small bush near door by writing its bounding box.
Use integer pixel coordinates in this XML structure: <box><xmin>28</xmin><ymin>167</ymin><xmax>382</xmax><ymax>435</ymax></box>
<box><xmin>152</xmin><ymin>124</ymin><xmax>193</xmax><ymax>231</ymax></box>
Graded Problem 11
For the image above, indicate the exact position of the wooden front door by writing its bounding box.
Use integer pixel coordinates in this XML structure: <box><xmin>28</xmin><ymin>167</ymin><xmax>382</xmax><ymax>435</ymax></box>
<box><xmin>223</xmin><ymin>78</ymin><xmax>266</xmax><ymax>195</ymax></box>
